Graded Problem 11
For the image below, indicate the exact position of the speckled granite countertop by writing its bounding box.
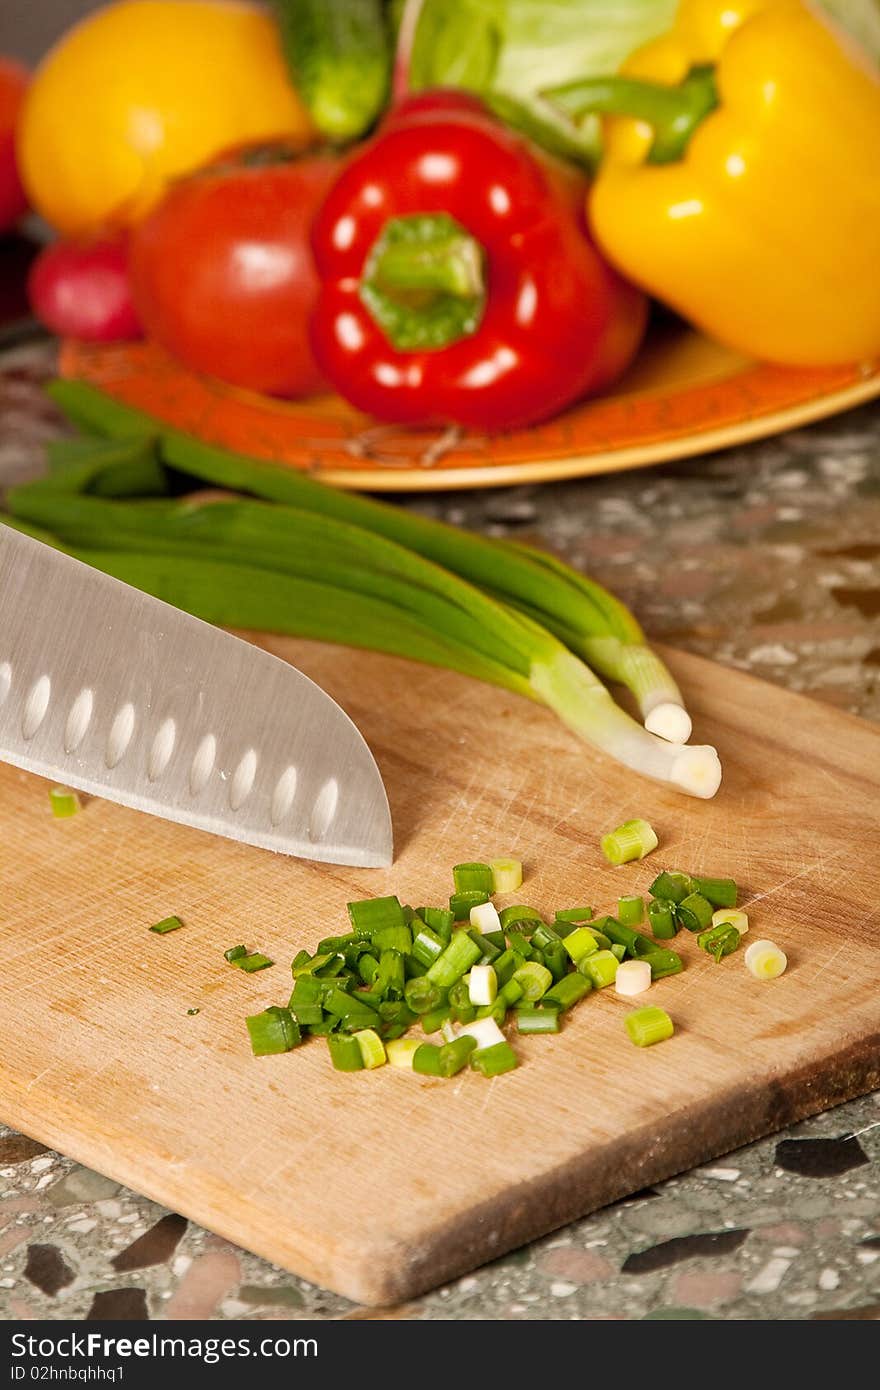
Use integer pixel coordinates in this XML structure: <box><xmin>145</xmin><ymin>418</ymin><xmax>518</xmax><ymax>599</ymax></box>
<box><xmin>0</xmin><ymin>341</ymin><xmax>878</xmax><ymax>1323</ymax></box>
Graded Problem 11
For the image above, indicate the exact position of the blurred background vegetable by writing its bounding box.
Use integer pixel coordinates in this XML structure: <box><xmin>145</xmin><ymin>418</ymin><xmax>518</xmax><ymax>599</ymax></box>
<box><xmin>130</xmin><ymin>150</ymin><xmax>336</xmax><ymax>397</ymax></box>
<box><xmin>0</xmin><ymin>56</ymin><xmax>28</xmax><ymax>231</ymax></box>
<box><xmin>28</xmin><ymin>236</ymin><xmax>141</xmax><ymax>343</ymax></box>
<box><xmin>398</xmin><ymin>0</ymin><xmax>880</xmax><ymax>166</ymax></box>
<box><xmin>272</xmin><ymin>0</ymin><xmax>392</xmax><ymax>141</ymax></box>
<box><xmin>15</xmin><ymin>0</ymin><xmax>314</xmax><ymax>238</ymax></box>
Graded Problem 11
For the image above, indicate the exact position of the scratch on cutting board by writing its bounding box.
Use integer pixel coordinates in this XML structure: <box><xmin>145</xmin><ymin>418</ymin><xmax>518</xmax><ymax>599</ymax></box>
<box><xmin>745</xmin><ymin>852</ymin><xmax>846</xmax><ymax>906</ymax></box>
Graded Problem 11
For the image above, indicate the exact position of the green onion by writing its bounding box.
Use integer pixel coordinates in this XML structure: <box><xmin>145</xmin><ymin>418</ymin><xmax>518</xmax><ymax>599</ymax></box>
<box><xmin>224</xmin><ymin>945</ymin><xmax>247</xmax><ymax>962</ymax></box>
<box><xmin>578</xmin><ymin>949</ymin><xmax>619</xmax><ymax>989</ymax></box>
<box><xmin>426</xmin><ymin>931</ymin><xmax>482</xmax><ymax>988</ymax></box>
<box><xmin>453</xmin><ymin>862</ymin><xmax>494</xmax><ymax>894</ymax></box>
<box><xmin>625</xmin><ymin>1006</ymin><xmax>674</xmax><ymax>1048</ymax></box>
<box><xmin>562</xmin><ymin>926</ymin><xmax>599</xmax><ymax>964</ymax></box>
<box><xmin>372</xmin><ymin>924</ymin><xmax>412</xmax><ymax>954</ymax></box>
<box><xmin>386</xmin><ymin>1037</ymin><xmax>422</xmax><ymax>1069</ymax></box>
<box><xmin>647</xmin><ymin>899</ymin><xmax>677</xmax><ymax>939</ymax></box>
<box><xmin>347</xmin><ymin>895</ymin><xmax>406</xmax><ymax>935</ymax></box>
<box><xmin>149</xmin><ymin>916</ymin><xmax>183</xmax><ymax>935</ymax></box>
<box><xmin>516</xmin><ymin>1007</ymin><xmax>561</xmax><ymax>1035</ymax></box>
<box><xmin>712</xmin><ymin>908</ymin><xmax>749</xmax><ymax>935</ymax></box>
<box><xmin>413</xmin><ymin>1042</ymin><xmax>443</xmax><ymax>1076</ymax></box>
<box><xmin>617</xmin><ymin>895</ymin><xmax>645</xmax><ymax>926</ymax></box>
<box><xmin>328</xmin><ymin>1033</ymin><xmax>364</xmax><ymax>1071</ymax></box>
<box><xmin>676</xmin><ymin>892</ymin><xmax>714</xmax><ymax>932</ymax></box>
<box><xmin>489</xmin><ymin>857</ymin><xmax>523</xmax><ymax>893</ymax></box>
<box><xmin>614</xmin><ymin>959</ymin><xmax>652</xmax><ymax>997</ymax></box>
<box><xmin>468</xmin><ymin>963</ymin><xmax>498</xmax><ymax>1006</ymax></box>
<box><xmin>554</xmin><ymin>906</ymin><xmax>593</xmax><ymax>924</ymax></box>
<box><xmin>506</xmin><ymin>930</ymin><xmax>534</xmax><ymax>959</ymax></box>
<box><xmin>744</xmin><ymin>939</ymin><xmax>787</xmax><ymax>980</ymax></box>
<box><xmin>543</xmin><ymin>973</ymin><xmax>591</xmax><ymax>1012</ymax></box>
<box><xmin>356</xmin><ymin>954</ymin><xmax>380</xmax><ymax>985</ymax></box>
<box><xmin>696</xmin><ymin>923</ymin><xmax>741</xmax><ymax>963</ymax></box>
<box><xmin>49</xmin><ymin>786</ymin><xmax>80</xmax><ymax>818</ymax></box>
<box><xmin>499</xmin><ymin>905</ymin><xmax>543</xmax><ymax>932</ymax></box>
<box><xmin>376</xmin><ymin>949</ymin><xmax>406</xmax><ymax>998</ymax></box>
<box><xmin>419</xmin><ymin>906</ymin><xmax>454</xmax><ymax>940</ymax></box>
<box><xmin>640</xmin><ymin>949</ymin><xmax>683</xmax><ymax>980</ymax></box>
<box><xmin>469</xmin><ymin>901</ymin><xmax>503</xmax><ymax>936</ymax></box>
<box><xmin>610</xmin><ymin>943</ymin><xmax>626</xmax><ymax>962</ymax></box>
<box><xmin>469</xmin><ymin>1041</ymin><xmax>519</xmax><ymax>1076</ymax></box>
<box><xmin>601</xmin><ymin>818</ymin><xmax>659</xmax><ymax>865</ymax></box>
<box><xmin>411</xmin><ymin>925</ymin><xmax>445</xmax><ymax>968</ymax></box>
<box><xmin>354</xmin><ymin>1029</ymin><xmax>386</xmax><ymax>1069</ymax></box>
<box><xmin>449</xmin><ymin>889</ymin><xmax>489</xmax><ymax>920</ymax></box>
<box><xmin>649</xmin><ymin>871</ymin><xmax>692</xmax><ymax>903</ymax></box>
<box><xmin>596</xmin><ymin>918</ymin><xmax>657</xmax><ymax>958</ymax></box>
<box><xmin>531</xmin><ymin>922</ymin><xmax>561</xmax><ymax>950</ymax></box>
<box><xmin>512</xmin><ymin>962</ymin><xmax>553</xmax><ymax>1001</ymax></box>
<box><xmin>186</xmin><ymin>1007</ymin><xmax>200</xmax><ymax>1016</ymax></box>
<box><xmin>492</xmin><ymin>948</ymin><xmax>523</xmax><ymax>986</ymax></box>
<box><xmin>291</xmin><ymin>950</ymin><xmax>335</xmax><ymax>977</ymax></box>
<box><xmin>231</xmin><ymin>952</ymin><xmax>274</xmax><ymax>973</ymax></box>
<box><xmin>246</xmin><ymin>1006</ymin><xmax>301</xmax><ymax>1056</ymax></box>
<box><xmin>420</xmin><ymin>1004</ymin><xmax>452</xmax><ymax>1034</ymax></box>
<box><xmin>689</xmin><ymin>876</ymin><xmax>737</xmax><ymax>908</ymax></box>
<box><xmin>439</xmin><ymin>1036</ymin><xmax>478</xmax><ymax>1076</ymax></box>
<box><xmin>543</xmin><ymin>941</ymin><xmax>569</xmax><ymax>981</ymax></box>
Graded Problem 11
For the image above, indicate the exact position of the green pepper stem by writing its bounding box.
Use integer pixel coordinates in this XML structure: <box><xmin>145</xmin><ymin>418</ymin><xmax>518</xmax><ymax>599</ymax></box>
<box><xmin>543</xmin><ymin>66</ymin><xmax>718</xmax><ymax>165</ymax></box>
<box><xmin>373</xmin><ymin>230</ymin><xmax>484</xmax><ymax>299</ymax></box>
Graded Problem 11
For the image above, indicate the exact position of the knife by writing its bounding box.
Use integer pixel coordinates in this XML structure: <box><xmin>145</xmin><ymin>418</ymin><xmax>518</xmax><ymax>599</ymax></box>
<box><xmin>0</xmin><ymin>527</ymin><xmax>392</xmax><ymax>867</ymax></box>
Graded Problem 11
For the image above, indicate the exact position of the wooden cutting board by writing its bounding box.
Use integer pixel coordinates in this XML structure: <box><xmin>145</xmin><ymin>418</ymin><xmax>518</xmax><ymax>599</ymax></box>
<box><xmin>1</xmin><ymin>639</ymin><xmax>878</xmax><ymax>1307</ymax></box>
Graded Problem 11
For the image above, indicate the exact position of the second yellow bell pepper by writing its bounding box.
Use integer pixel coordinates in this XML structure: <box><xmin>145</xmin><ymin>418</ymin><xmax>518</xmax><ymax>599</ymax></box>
<box><xmin>547</xmin><ymin>0</ymin><xmax>880</xmax><ymax>366</ymax></box>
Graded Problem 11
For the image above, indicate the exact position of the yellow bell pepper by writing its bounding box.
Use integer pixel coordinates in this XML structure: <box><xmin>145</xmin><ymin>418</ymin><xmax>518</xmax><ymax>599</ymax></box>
<box><xmin>547</xmin><ymin>0</ymin><xmax>880</xmax><ymax>366</ymax></box>
<box><xmin>17</xmin><ymin>0</ymin><xmax>314</xmax><ymax>239</ymax></box>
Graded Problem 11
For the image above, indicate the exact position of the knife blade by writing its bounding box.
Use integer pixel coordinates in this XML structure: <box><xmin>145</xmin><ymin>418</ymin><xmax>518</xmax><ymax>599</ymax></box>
<box><xmin>0</xmin><ymin>527</ymin><xmax>392</xmax><ymax>867</ymax></box>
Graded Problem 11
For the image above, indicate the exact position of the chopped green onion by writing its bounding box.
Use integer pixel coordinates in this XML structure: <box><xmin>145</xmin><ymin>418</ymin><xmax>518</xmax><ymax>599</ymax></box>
<box><xmin>562</xmin><ymin>926</ymin><xmax>599</xmax><ymax>964</ymax></box>
<box><xmin>696</xmin><ymin>922</ymin><xmax>740</xmax><ymax>963</ymax></box>
<box><xmin>49</xmin><ymin>786</ymin><xmax>80</xmax><ymax>818</ymax></box>
<box><xmin>372</xmin><ymin>923</ymin><xmax>412</xmax><ymax>954</ymax></box>
<box><xmin>617</xmin><ymin>895</ymin><xmax>645</xmax><ymax>926</ymax></box>
<box><xmin>647</xmin><ymin>898</ymin><xmax>677</xmax><ymax>939</ymax></box>
<box><xmin>712</xmin><ymin>908</ymin><xmax>749</xmax><ymax>935</ymax></box>
<box><xmin>506</xmin><ymin>930</ymin><xmax>534</xmax><ymax>959</ymax></box>
<box><xmin>246</xmin><ymin>1006</ymin><xmax>301</xmax><ymax>1056</ymax></box>
<box><xmin>512</xmin><ymin>961</ymin><xmax>553</xmax><ymax>1001</ymax></box>
<box><xmin>186</xmin><ymin>1007</ymin><xmax>200</xmax><ymax>1016</ymax></box>
<box><xmin>449</xmin><ymin>889</ymin><xmax>489</xmax><ymax>920</ymax></box>
<box><xmin>625</xmin><ymin>1006</ymin><xmax>674</xmax><ymax>1047</ymax></box>
<box><xmin>640</xmin><ymin>949</ymin><xmax>683</xmax><ymax>980</ymax></box>
<box><xmin>609</xmin><ymin>942</ymin><xmax>626</xmax><ymax>962</ymax></box>
<box><xmin>420</xmin><ymin>1004</ymin><xmax>452</xmax><ymax>1034</ymax></box>
<box><xmin>356</xmin><ymin>953</ymin><xmax>380</xmax><ymax>985</ymax></box>
<box><xmin>347</xmin><ymin>895</ymin><xmax>406</xmax><ymax>934</ymax></box>
<box><xmin>470</xmin><ymin>1041</ymin><xmax>518</xmax><ymax>1076</ymax></box>
<box><xmin>376</xmin><ymin>949</ymin><xmax>406</xmax><ymax>998</ymax></box>
<box><xmin>149</xmin><ymin>915</ymin><xmax>183</xmax><ymax>935</ymax></box>
<box><xmin>468</xmin><ymin>963</ymin><xmax>497</xmax><ymax>1006</ymax></box>
<box><xmin>316</xmin><ymin>932</ymin><xmax>359</xmax><ymax>954</ymax></box>
<box><xmin>531</xmin><ymin>922</ymin><xmax>561</xmax><ymax>950</ymax></box>
<box><xmin>224</xmin><ymin>944</ymin><xmax>247</xmax><ymax>961</ymax></box>
<box><xmin>420</xmin><ymin>906</ymin><xmax>454</xmax><ymax>940</ymax></box>
<box><xmin>413</xmin><ymin>1042</ymin><xmax>443</xmax><ymax>1076</ymax></box>
<box><xmin>676</xmin><ymin>892</ymin><xmax>714</xmax><ymax>932</ymax></box>
<box><xmin>690</xmin><ymin>875</ymin><xmax>737</xmax><ymax>908</ymax></box>
<box><xmin>614</xmin><ymin>960</ymin><xmax>652</xmax><ymax>997</ymax></box>
<box><xmin>590</xmin><ymin>918</ymin><xmax>654</xmax><ymax>959</ymax></box>
<box><xmin>439</xmin><ymin>1035</ymin><xmax>478</xmax><ymax>1076</ymax></box>
<box><xmin>601</xmin><ymin>818</ymin><xmax>658</xmax><ymax>865</ymax></box>
<box><xmin>492</xmin><ymin>948</ymin><xmax>523</xmax><ymax>986</ymax></box>
<box><xmin>499</xmin><ymin>905</ymin><xmax>543</xmax><ymax>931</ymax></box>
<box><xmin>554</xmin><ymin>906</ymin><xmax>593</xmax><ymax>923</ymax></box>
<box><xmin>354</xmin><ymin>1029</ymin><xmax>386</xmax><ymax>1069</ymax></box>
<box><xmin>543</xmin><ymin>973</ymin><xmax>591</xmax><ymax>1012</ymax></box>
<box><xmin>644</xmin><ymin>701</ymin><xmax>693</xmax><ymax>744</ymax></box>
<box><xmin>579</xmin><ymin>949</ymin><xmax>618</xmax><ymax>989</ymax></box>
<box><xmin>516</xmin><ymin>1007</ymin><xmax>561</xmax><ymax>1035</ymax></box>
<box><xmin>411</xmin><ymin>924</ymin><xmax>445</xmax><ymax>968</ymax></box>
<box><xmin>457</xmin><ymin>1016</ymin><xmax>507</xmax><ymax>1050</ymax></box>
<box><xmin>386</xmin><ymin>1038</ymin><xmax>422</xmax><ymax>1069</ymax></box>
<box><xmin>542</xmin><ymin>941</ymin><xmax>569</xmax><ymax>981</ymax></box>
<box><xmin>469</xmin><ymin>900</ymin><xmax>502</xmax><ymax>935</ymax></box>
<box><xmin>744</xmin><ymin>939</ymin><xmax>787</xmax><ymax>980</ymax></box>
<box><xmin>649</xmin><ymin>870</ymin><xmax>692</xmax><ymax>903</ymax></box>
<box><xmin>327</xmin><ymin>1033</ymin><xmax>364</xmax><ymax>1071</ymax></box>
<box><xmin>426</xmin><ymin>931</ymin><xmax>482</xmax><ymax>988</ymax></box>
<box><xmin>231</xmin><ymin>952</ymin><xmax>274</xmax><ymax>973</ymax></box>
<box><xmin>291</xmin><ymin>950</ymin><xmax>335</xmax><ymax>977</ymax></box>
<box><xmin>493</xmin><ymin>978</ymin><xmax>524</xmax><ymax>1010</ymax></box>
<box><xmin>453</xmin><ymin>862</ymin><xmax>494</xmax><ymax>894</ymax></box>
<box><xmin>489</xmin><ymin>857</ymin><xmax>523</xmax><ymax>893</ymax></box>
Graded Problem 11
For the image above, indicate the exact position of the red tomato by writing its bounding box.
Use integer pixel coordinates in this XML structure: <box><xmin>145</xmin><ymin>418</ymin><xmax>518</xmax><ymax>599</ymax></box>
<box><xmin>0</xmin><ymin>58</ymin><xmax>29</xmax><ymax>231</ymax></box>
<box><xmin>130</xmin><ymin>154</ymin><xmax>337</xmax><ymax>397</ymax></box>
<box><xmin>28</xmin><ymin>237</ymin><xmax>142</xmax><ymax>342</ymax></box>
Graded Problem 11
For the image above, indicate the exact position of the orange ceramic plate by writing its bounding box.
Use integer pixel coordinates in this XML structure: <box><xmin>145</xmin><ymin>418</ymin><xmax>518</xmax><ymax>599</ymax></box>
<box><xmin>60</xmin><ymin>323</ymin><xmax>880</xmax><ymax>492</ymax></box>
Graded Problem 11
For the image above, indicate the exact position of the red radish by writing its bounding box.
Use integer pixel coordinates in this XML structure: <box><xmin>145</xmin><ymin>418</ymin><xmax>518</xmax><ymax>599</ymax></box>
<box><xmin>28</xmin><ymin>237</ymin><xmax>142</xmax><ymax>342</ymax></box>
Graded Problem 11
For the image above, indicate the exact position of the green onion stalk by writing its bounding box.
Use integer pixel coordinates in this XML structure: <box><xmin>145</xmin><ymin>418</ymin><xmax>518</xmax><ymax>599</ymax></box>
<box><xmin>42</xmin><ymin>380</ymin><xmax>694</xmax><ymax>743</ymax></box>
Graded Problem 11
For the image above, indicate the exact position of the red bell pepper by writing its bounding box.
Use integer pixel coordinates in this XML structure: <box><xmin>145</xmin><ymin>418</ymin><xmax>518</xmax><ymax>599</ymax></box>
<box><xmin>310</xmin><ymin>95</ymin><xmax>647</xmax><ymax>433</ymax></box>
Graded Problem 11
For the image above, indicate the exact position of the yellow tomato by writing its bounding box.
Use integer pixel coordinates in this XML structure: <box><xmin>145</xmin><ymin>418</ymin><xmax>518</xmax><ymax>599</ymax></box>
<box><xmin>17</xmin><ymin>0</ymin><xmax>314</xmax><ymax>237</ymax></box>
